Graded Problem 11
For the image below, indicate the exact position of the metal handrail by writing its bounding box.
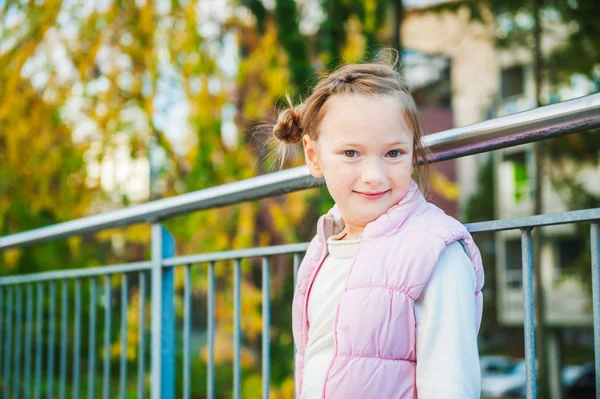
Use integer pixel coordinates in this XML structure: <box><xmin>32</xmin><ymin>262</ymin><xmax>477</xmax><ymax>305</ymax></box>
<box><xmin>1</xmin><ymin>208</ymin><xmax>597</xmax><ymax>286</ymax></box>
<box><xmin>1</xmin><ymin>93</ymin><xmax>599</xmax><ymax>250</ymax></box>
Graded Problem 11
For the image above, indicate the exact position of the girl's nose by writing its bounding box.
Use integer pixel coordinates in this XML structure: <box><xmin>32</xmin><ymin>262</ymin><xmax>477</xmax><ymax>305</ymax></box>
<box><xmin>361</xmin><ymin>159</ymin><xmax>385</xmax><ymax>186</ymax></box>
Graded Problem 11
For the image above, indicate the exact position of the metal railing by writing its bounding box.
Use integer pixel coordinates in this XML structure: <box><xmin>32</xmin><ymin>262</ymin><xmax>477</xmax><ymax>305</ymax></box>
<box><xmin>1</xmin><ymin>93</ymin><xmax>599</xmax><ymax>399</ymax></box>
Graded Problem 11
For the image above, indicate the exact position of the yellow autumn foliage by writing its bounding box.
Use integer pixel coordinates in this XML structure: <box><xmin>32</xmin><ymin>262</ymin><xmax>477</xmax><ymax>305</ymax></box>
<box><xmin>2</xmin><ymin>1</ymin><xmax>442</xmax><ymax>396</ymax></box>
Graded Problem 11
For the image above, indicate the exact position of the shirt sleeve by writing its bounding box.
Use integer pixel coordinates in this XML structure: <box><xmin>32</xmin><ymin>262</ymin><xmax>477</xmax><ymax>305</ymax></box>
<box><xmin>414</xmin><ymin>241</ymin><xmax>481</xmax><ymax>399</ymax></box>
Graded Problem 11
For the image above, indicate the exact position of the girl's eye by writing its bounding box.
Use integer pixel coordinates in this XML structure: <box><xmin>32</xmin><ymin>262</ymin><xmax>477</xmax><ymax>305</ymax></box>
<box><xmin>344</xmin><ymin>150</ymin><xmax>357</xmax><ymax>158</ymax></box>
<box><xmin>387</xmin><ymin>150</ymin><xmax>402</xmax><ymax>158</ymax></box>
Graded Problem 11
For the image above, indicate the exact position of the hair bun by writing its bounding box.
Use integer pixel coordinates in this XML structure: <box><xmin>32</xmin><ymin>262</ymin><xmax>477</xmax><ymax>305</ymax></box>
<box><xmin>273</xmin><ymin>107</ymin><xmax>303</xmax><ymax>144</ymax></box>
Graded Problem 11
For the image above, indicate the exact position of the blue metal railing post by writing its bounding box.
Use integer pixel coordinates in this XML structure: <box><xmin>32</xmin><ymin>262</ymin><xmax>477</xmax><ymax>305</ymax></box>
<box><xmin>151</xmin><ymin>224</ymin><xmax>175</xmax><ymax>399</ymax></box>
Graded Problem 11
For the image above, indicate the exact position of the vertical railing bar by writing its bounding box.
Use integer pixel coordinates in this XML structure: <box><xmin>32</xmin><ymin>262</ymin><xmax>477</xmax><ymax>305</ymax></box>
<box><xmin>3</xmin><ymin>287</ymin><xmax>13</xmax><ymax>399</ymax></box>
<box><xmin>0</xmin><ymin>287</ymin><xmax>3</xmax><ymax>381</ymax></box>
<box><xmin>233</xmin><ymin>259</ymin><xmax>242</xmax><ymax>399</ymax></box>
<box><xmin>34</xmin><ymin>283</ymin><xmax>44</xmax><ymax>399</ymax></box>
<box><xmin>59</xmin><ymin>280</ymin><xmax>68</xmax><ymax>399</ymax></box>
<box><xmin>151</xmin><ymin>224</ymin><xmax>176</xmax><ymax>399</ymax></box>
<box><xmin>12</xmin><ymin>285</ymin><xmax>22</xmax><ymax>398</ymax></box>
<box><xmin>183</xmin><ymin>264</ymin><xmax>192</xmax><ymax>399</ymax></box>
<box><xmin>138</xmin><ymin>271</ymin><xmax>146</xmax><ymax>399</ymax></box>
<box><xmin>88</xmin><ymin>277</ymin><xmax>97</xmax><ymax>399</ymax></box>
<box><xmin>590</xmin><ymin>222</ymin><xmax>600</xmax><ymax>398</ymax></box>
<box><xmin>103</xmin><ymin>275</ymin><xmax>112</xmax><ymax>399</ymax></box>
<box><xmin>521</xmin><ymin>228</ymin><xmax>537</xmax><ymax>399</ymax></box>
<box><xmin>161</xmin><ymin>238</ymin><xmax>176</xmax><ymax>399</ymax></box>
<box><xmin>293</xmin><ymin>253</ymin><xmax>301</xmax><ymax>287</ymax></box>
<box><xmin>14</xmin><ymin>285</ymin><xmax>23</xmax><ymax>397</ymax></box>
<box><xmin>207</xmin><ymin>261</ymin><xmax>215</xmax><ymax>399</ymax></box>
<box><xmin>151</xmin><ymin>225</ymin><xmax>163</xmax><ymax>399</ymax></box>
<box><xmin>292</xmin><ymin>253</ymin><xmax>302</xmax><ymax>399</ymax></box>
<box><xmin>47</xmin><ymin>281</ymin><xmax>56</xmax><ymax>399</ymax></box>
<box><xmin>262</xmin><ymin>257</ymin><xmax>271</xmax><ymax>399</ymax></box>
<box><xmin>74</xmin><ymin>278</ymin><xmax>82</xmax><ymax>399</ymax></box>
<box><xmin>24</xmin><ymin>284</ymin><xmax>34</xmax><ymax>399</ymax></box>
<box><xmin>120</xmin><ymin>274</ymin><xmax>129</xmax><ymax>399</ymax></box>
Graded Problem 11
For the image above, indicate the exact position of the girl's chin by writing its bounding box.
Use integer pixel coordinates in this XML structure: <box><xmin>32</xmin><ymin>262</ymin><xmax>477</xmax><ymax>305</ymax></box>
<box><xmin>339</xmin><ymin>203</ymin><xmax>392</xmax><ymax>222</ymax></box>
<box><xmin>354</xmin><ymin>211</ymin><xmax>389</xmax><ymax>225</ymax></box>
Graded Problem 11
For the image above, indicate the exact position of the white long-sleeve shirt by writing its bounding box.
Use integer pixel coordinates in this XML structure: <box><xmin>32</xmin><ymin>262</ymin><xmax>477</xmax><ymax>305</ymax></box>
<box><xmin>301</xmin><ymin>237</ymin><xmax>480</xmax><ymax>399</ymax></box>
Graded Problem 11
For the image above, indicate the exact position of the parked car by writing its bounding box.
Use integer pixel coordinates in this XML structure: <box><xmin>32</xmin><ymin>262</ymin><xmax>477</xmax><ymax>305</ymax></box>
<box><xmin>562</xmin><ymin>364</ymin><xmax>586</xmax><ymax>388</ymax></box>
<box><xmin>481</xmin><ymin>359</ymin><xmax>526</xmax><ymax>398</ymax></box>
<box><xmin>565</xmin><ymin>362</ymin><xmax>595</xmax><ymax>399</ymax></box>
<box><xmin>481</xmin><ymin>358</ymin><xmax>592</xmax><ymax>398</ymax></box>
<box><xmin>480</xmin><ymin>355</ymin><xmax>515</xmax><ymax>377</ymax></box>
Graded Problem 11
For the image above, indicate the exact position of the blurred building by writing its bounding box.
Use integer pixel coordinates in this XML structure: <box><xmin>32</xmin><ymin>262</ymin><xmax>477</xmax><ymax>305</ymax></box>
<box><xmin>403</xmin><ymin>0</ymin><xmax>597</xmax><ymax>322</ymax></box>
<box><xmin>402</xmin><ymin>4</ymin><xmax>597</xmax><ymax>395</ymax></box>
<box><xmin>402</xmin><ymin>50</ymin><xmax>459</xmax><ymax>216</ymax></box>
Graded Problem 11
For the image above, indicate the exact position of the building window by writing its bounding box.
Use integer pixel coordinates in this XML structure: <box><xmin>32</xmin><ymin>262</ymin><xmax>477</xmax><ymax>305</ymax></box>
<box><xmin>502</xmin><ymin>151</ymin><xmax>532</xmax><ymax>203</ymax></box>
<box><xmin>505</xmin><ymin>239</ymin><xmax>523</xmax><ymax>289</ymax></box>
<box><xmin>553</xmin><ymin>237</ymin><xmax>586</xmax><ymax>284</ymax></box>
<box><xmin>557</xmin><ymin>237</ymin><xmax>583</xmax><ymax>268</ymax></box>
<box><xmin>501</xmin><ymin>66</ymin><xmax>524</xmax><ymax>99</ymax></box>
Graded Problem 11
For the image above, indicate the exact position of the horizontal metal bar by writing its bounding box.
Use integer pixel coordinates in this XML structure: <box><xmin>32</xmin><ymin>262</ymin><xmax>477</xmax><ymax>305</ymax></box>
<box><xmin>2</xmin><ymin>93</ymin><xmax>599</xmax><ymax>250</ymax></box>
<box><xmin>3</xmin><ymin>208</ymin><xmax>598</xmax><ymax>288</ymax></box>
<box><xmin>423</xmin><ymin>93</ymin><xmax>600</xmax><ymax>162</ymax></box>
<box><xmin>0</xmin><ymin>261</ymin><xmax>151</xmax><ymax>286</ymax></box>
<box><xmin>0</xmin><ymin>168</ymin><xmax>315</xmax><ymax>250</ymax></box>
<box><xmin>466</xmin><ymin>208</ymin><xmax>600</xmax><ymax>233</ymax></box>
<box><xmin>163</xmin><ymin>243</ymin><xmax>310</xmax><ymax>266</ymax></box>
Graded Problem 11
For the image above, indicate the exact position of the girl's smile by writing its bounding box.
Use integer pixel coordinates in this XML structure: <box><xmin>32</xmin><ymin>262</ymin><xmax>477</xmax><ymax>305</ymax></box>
<box><xmin>353</xmin><ymin>189</ymin><xmax>391</xmax><ymax>200</ymax></box>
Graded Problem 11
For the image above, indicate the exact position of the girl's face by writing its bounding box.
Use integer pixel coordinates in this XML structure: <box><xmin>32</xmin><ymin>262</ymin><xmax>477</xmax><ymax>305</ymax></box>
<box><xmin>303</xmin><ymin>94</ymin><xmax>414</xmax><ymax>239</ymax></box>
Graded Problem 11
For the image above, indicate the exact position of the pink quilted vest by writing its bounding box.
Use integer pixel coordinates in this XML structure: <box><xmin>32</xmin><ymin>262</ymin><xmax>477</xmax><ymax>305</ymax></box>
<box><xmin>292</xmin><ymin>181</ymin><xmax>485</xmax><ymax>398</ymax></box>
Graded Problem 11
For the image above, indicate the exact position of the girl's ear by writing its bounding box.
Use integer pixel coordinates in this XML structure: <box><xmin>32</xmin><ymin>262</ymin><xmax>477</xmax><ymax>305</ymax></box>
<box><xmin>302</xmin><ymin>134</ymin><xmax>323</xmax><ymax>178</ymax></box>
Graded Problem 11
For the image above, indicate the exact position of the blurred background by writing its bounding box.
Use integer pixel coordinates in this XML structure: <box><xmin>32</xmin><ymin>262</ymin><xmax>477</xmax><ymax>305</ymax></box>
<box><xmin>1</xmin><ymin>0</ymin><xmax>599</xmax><ymax>398</ymax></box>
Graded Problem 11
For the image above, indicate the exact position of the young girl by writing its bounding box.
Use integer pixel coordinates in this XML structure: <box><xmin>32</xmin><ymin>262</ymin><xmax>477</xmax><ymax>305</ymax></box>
<box><xmin>271</xmin><ymin>62</ymin><xmax>484</xmax><ymax>398</ymax></box>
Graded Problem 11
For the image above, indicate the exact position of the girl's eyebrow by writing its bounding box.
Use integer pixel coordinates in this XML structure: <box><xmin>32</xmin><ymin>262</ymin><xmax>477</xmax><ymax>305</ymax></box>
<box><xmin>385</xmin><ymin>140</ymin><xmax>410</xmax><ymax>146</ymax></box>
<box><xmin>331</xmin><ymin>141</ymin><xmax>366</xmax><ymax>147</ymax></box>
<box><xmin>331</xmin><ymin>137</ymin><xmax>411</xmax><ymax>147</ymax></box>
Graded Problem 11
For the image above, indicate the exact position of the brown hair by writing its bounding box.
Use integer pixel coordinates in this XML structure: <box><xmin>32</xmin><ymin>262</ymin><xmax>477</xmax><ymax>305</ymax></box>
<box><xmin>270</xmin><ymin>61</ymin><xmax>430</xmax><ymax>193</ymax></box>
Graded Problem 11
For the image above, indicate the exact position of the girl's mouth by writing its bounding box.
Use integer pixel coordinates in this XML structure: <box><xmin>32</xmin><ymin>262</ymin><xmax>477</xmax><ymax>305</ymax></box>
<box><xmin>353</xmin><ymin>189</ymin><xmax>391</xmax><ymax>200</ymax></box>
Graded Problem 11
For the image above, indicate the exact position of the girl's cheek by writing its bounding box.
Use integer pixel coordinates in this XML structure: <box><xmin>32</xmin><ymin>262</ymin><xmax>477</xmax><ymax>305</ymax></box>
<box><xmin>337</xmin><ymin>167</ymin><xmax>358</xmax><ymax>179</ymax></box>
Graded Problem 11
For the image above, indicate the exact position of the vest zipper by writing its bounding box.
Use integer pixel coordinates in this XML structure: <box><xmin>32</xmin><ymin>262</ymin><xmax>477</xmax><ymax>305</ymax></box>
<box><xmin>319</xmin><ymin>239</ymin><xmax>364</xmax><ymax>399</ymax></box>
